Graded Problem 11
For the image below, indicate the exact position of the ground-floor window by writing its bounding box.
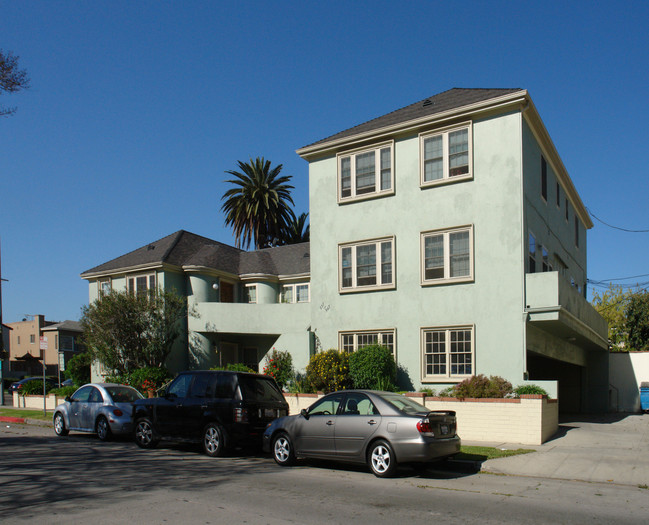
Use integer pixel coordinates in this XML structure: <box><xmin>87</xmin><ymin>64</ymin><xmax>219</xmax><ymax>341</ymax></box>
<box><xmin>421</xmin><ymin>326</ymin><xmax>473</xmax><ymax>380</ymax></box>
<box><xmin>339</xmin><ymin>329</ymin><xmax>395</xmax><ymax>356</ymax></box>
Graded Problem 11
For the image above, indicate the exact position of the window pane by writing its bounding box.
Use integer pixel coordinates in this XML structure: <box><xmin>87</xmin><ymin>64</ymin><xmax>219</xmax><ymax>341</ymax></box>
<box><xmin>296</xmin><ymin>284</ymin><xmax>309</xmax><ymax>303</ymax></box>
<box><xmin>341</xmin><ymin>157</ymin><xmax>351</xmax><ymax>198</ymax></box>
<box><xmin>424</xmin><ymin>330</ymin><xmax>446</xmax><ymax>375</ymax></box>
<box><xmin>342</xmin><ymin>334</ymin><xmax>354</xmax><ymax>353</ymax></box>
<box><xmin>356</xmin><ymin>244</ymin><xmax>376</xmax><ymax>286</ymax></box>
<box><xmin>449</xmin><ymin>230</ymin><xmax>470</xmax><ymax>277</ymax></box>
<box><xmin>529</xmin><ymin>234</ymin><xmax>536</xmax><ymax>273</ymax></box>
<box><xmin>424</xmin><ymin>235</ymin><xmax>444</xmax><ymax>280</ymax></box>
<box><xmin>449</xmin><ymin>329</ymin><xmax>472</xmax><ymax>375</ymax></box>
<box><xmin>136</xmin><ymin>276</ymin><xmax>148</xmax><ymax>297</ymax></box>
<box><xmin>449</xmin><ymin>129</ymin><xmax>469</xmax><ymax>177</ymax></box>
<box><xmin>381</xmin><ymin>241</ymin><xmax>392</xmax><ymax>284</ymax></box>
<box><xmin>341</xmin><ymin>247</ymin><xmax>352</xmax><ymax>288</ymax></box>
<box><xmin>423</xmin><ymin>136</ymin><xmax>443</xmax><ymax>181</ymax></box>
<box><xmin>282</xmin><ymin>285</ymin><xmax>293</xmax><ymax>303</ymax></box>
<box><xmin>355</xmin><ymin>152</ymin><xmax>376</xmax><ymax>194</ymax></box>
<box><xmin>380</xmin><ymin>148</ymin><xmax>391</xmax><ymax>191</ymax></box>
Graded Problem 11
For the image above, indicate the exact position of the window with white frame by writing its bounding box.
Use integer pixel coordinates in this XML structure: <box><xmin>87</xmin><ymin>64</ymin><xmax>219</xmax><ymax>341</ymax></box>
<box><xmin>340</xmin><ymin>329</ymin><xmax>395</xmax><ymax>356</ymax></box>
<box><xmin>98</xmin><ymin>279</ymin><xmax>111</xmax><ymax>297</ymax></box>
<box><xmin>127</xmin><ymin>273</ymin><xmax>156</xmax><ymax>298</ymax></box>
<box><xmin>420</xmin><ymin>123</ymin><xmax>472</xmax><ymax>186</ymax></box>
<box><xmin>422</xmin><ymin>326</ymin><xmax>473</xmax><ymax>380</ymax></box>
<box><xmin>340</xmin><ymin>237</ymin><xmax>394</xmax><ymax>292</ymax></box>
<box><xmin>338</xmin><ymin>142</ymin><xmax>394</xmax><ymax>202</ymax></box>
<box><xmin>281</xmin><ymin>283</ymin><xmax>310</xmax><ymax>303</ymax></box>
<box><xmin>245</xmin><ymin>284</ymin><xmax>257</xmax><ymax>304</ymax></box>
<box><xmin>421</xmin><ymin>226</ymin><xmax>473</xmax><ymax>284</ymax></box>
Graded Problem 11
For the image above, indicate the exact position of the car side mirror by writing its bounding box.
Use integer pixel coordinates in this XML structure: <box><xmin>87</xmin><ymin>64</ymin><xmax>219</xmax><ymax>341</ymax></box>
<box><xmin>65</xmin><ymin>396</ymin><xmax>72</xmax><ymax>402</ymax></box>
<box><xmin>300</xmin><ymin>408</ymin><xmax>309</xmax><ymax>420</ymax></box>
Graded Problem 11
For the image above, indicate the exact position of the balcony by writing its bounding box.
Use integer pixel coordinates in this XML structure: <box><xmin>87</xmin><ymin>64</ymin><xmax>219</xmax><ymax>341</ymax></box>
<box><xmin>525</xmin><ymin>272</ymin><xmax>608</xmax><ymax>351</ymax></box>
<box><xmin>188</xmin><ymin>301</ymin><xmax>311</xmax><ymax>335</ymax></box>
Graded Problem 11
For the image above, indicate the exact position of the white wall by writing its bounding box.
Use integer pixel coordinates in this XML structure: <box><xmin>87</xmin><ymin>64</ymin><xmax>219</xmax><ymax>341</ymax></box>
<box><xmin>609</xmin><ymin>352</ymin><xmax>649</xmax><ymax>412</ymax></box>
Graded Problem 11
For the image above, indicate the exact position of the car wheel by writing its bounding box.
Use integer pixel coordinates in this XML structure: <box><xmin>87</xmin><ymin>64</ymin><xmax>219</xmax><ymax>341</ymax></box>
<box><xmin>272</xmin><ymin>432</ymin><xmax>296</xmax><ymax>466</ymax></box>
<box><xmin>53</xmin><ymin>412</ymin><xmax>69</xmax><ymax>437</ymax></box>
<box><xmin>203</xmin><ymin>423</ymin><xmax>226</xmax><ymax>457</ymax></box>
<box><xmin>96</xmin><ymin>416</ymin><xmax>112</xmax><ymax>442</ymax></box>
<box><xmin>368</xmin><ymin>439</ymin><xmax>397</xmax><ymax>478</ymax></box>
<box><xmin>134</xmin><ymin>418</ymin><xmax>159</xmax><ymax>449</ymax></box>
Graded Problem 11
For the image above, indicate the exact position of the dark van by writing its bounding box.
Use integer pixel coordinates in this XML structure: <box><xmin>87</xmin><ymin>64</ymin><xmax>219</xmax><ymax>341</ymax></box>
<box><xmin>132</xmin><ymin>370</ymin><xmax>289</xmax><ymax>456</ymax></box>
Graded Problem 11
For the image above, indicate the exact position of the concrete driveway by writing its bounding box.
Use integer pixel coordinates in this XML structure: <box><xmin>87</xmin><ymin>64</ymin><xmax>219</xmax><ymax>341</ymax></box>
<box><xmin>474</xmin><ymin>413</ymin><xmax>649</xmax><ymax>487</ymax></box>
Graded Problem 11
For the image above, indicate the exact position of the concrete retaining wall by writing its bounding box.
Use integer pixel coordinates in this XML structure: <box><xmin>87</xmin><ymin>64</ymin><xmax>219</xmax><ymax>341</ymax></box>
<box><xmin>609</xmin><ymin>352</ymin><xmax>649</xmax><ymax>412</ymax></box>
<box><xmin>13</xmin><ymin>392</ymin><xmax>64</xmax><ymax>410</ymax></box>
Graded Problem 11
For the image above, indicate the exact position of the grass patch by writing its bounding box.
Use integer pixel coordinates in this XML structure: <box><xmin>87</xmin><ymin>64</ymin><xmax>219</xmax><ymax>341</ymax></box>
<box><xmin>456</xmin><ymin>445</ymin><xmax>535</xmax><ymax>462</ymax></box>
<box><xmin>0</xmin><ymin>408</ymin><xmax>53</xmax><ymax>421</ymax></box>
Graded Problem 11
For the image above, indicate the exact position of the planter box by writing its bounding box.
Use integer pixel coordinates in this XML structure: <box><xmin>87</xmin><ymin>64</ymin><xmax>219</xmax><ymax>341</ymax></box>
<box><xmin>13</xmin><ymin>392</ymin><xmax>64</xmax><ymax>411</ymax></box>
<box><xmin>283</xmin><ymin>393</ymin><xmax>558</xmax><ymax>446</ymax></box>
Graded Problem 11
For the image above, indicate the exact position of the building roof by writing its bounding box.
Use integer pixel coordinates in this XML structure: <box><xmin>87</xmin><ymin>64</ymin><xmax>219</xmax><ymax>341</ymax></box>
<box><xmin>81</xmin><ymin>230</ymin><xmax>310</xmax><ymax>279</ymax></box>
<box><xmin>41</xmin><ymin>320</ymin><xmax>83</xmax><ymax>333</ymax></box>
<box><xmin>301</xmin><ymin>88</ymin><xmax>523</xmax><ymax>150</ymax></box>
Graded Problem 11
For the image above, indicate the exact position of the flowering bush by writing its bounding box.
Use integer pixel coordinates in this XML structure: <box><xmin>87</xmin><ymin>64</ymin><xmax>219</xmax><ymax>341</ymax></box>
<box><xmin>262</xmin><ymin>349</ymin><xmax>294</xmax><ymax>390</ymax></box>
<box><xmin>305</xmin><ymin>349</ymin><xmax>351</xmax><ymax>393</ymax></box>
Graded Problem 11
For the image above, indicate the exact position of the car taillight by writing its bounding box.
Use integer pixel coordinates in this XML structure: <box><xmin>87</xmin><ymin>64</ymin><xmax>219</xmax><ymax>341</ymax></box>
<box><xmin>112</xmin><ymin>409</ymin><xmax>123</xmax><ymax>417</ymax></box>
<box><xmin>234</xmin><ymin>407</ymin><xmax>248</xmax><ymax>423</ymax></box>
<box><xmin>417</xmin><ymin>418</ymin><xmax>435</xmax><ymax>437</ymax></box>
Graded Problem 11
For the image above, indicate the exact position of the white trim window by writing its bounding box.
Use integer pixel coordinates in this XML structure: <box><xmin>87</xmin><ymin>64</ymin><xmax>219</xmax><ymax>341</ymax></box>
<box><xmin>127</xmin><ymin>273</ymin><xmax>156</xmax><ymax>298</ymax></box>
<box><xmin>420</xmin><ymin>123</ymin><xmax>472</xmax><ymax>187</ymax></box>
<box><xmin>339</xmin><ymin>237</ymin><xmax>395</xmax><ymax>292</ymax></box>
<box><xmin>245</xmin><ymin>284</ymin><xmax>257</xmax><ymax>304</ymax></box>
<box><xmin>98</xmin><ymin>279</ymin><xmax>112</xmax><ymax>297</ymax></box>
<box><xmin>281</xmin><ymin>283</ymin><xmax>310</xmax><ymax>303</ymax></box>
<box><xmin>340</xmin><ymin>329</ymin><xmax>395</xmax><ymax>356</ymax></box>
<box><xmin>421</xmin><ymin>226</ymin><xmax>473</xmax><ymax>285</ymax></box>
<box><xmin>338</xmin><ymin>142</ymin><xmax>394</xmax><ymax>202</ymax></box>
<box><xmin>422</xmin><ymin>326</ymin><xmax>474</xmax><ymax>380</ymax></box>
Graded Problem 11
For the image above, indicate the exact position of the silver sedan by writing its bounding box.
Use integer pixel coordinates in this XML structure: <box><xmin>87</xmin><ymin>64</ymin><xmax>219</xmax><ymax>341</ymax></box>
<box><xmin>262</xmin><ymin>390</ymin><xmax>461</xmax><ymax>477</ymax></box>
<box><xmin>53</xmin><ymin>383</ymin><xmax>143</xmax><ymax>441</ymax></box>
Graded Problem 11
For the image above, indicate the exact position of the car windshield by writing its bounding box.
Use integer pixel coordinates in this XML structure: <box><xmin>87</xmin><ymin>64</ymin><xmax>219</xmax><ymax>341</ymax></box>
<box><xmin>238</xmin><ymin>376</ymin><xmax>285</xmax><ymax>402</ymax></box>
<box><xmin>105</xmin><ymin>386</ymin><xmax>144</xmax><ymax>403</ymax></box>
<box><xmin>380</xmin><ymin>393</ymin><xmax>429</xmax><ymax>415</ymax></box>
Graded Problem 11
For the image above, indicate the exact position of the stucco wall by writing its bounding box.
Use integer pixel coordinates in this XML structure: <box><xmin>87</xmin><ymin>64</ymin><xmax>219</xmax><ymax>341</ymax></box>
<box><xmin>308</xmin><ymin>110</ymin><xmax>527</xmax><ymax>391</ymax></box>
<box><xmin>609</xmin><ymin>352</ymin><xmax>649</xmax><ymax>412</ymax></box>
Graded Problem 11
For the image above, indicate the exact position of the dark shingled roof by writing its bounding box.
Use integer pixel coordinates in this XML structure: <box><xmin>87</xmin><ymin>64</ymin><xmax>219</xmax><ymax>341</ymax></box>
<box><xmin>81</xmin><ymin>230</ymin><xmax>310</xmax><ymax>278</ymax></box>
<box><xmin>303</xmin><ymin>88</ymin><xmax>524</xmax><ymax>149</ymax></box>
<box><xmin>41</xmin><ymin>320</ymin><xmax>83</xmax><ymax>333</ymax></box>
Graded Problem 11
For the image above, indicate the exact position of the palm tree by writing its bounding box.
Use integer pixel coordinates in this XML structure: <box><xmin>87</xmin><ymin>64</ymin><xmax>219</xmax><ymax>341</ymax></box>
<box><xmin>221</xmin><ymin>157</ymin><xmax>295</xmax><ymax>249</ymax></box>
<box><xmin>283</xmin><ymin>212</ymin><xmax>310</xmax><ymax>244</ymax></box>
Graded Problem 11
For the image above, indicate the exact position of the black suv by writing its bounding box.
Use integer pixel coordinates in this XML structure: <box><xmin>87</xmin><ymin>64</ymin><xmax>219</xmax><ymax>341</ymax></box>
<box><xmin>132</xmin><ymin>370</ymin><xmax>289</xmax><ymax>456</ymax></box>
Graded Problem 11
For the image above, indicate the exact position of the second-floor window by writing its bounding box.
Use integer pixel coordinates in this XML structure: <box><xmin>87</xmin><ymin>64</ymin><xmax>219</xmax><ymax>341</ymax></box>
<box><xmin>338</xmin><ymin>142</ymin><xmax>393</xmax><ymax>202</ymax></box>
<box><xmin>541</xmin><ymin>156</ymin><xmax>548</xmax><ymax>201</ymax></box>
<box><xmin>529</xmin><ymin>233</ymin><xmax>537</xmax><ymax>273</ymax></box>
<box><xmin>127</xmin><ymin>274</ymin><xmax>156</xmax><ymax>298</ymax></box>
<box><xmin>99</xmin><ymin>279</ymin><xmax>112</xmax><ymax>297</ymax></box>
<box><xmin>421</xmin><ymin>226</ymin><xmax>473</xmax><ymax>285</ymax></box>
<box><xmin>245</xmin><ymin>285</ymin><xmax>257</xmax><ymax>304</ymax></box>
<box><xmin>281</xmin><ymin>283</ymin><xmax>310</xmax><ymax>303</ymax></box>
<box><xmin>420</xmin><ymin>123</ymin><xmax>472</xmax><ymax>187</ymax></box>
<box><xmin>339</xmin><ymin>237</ymin><xmax>394</xmax><ymax>292</ymax></box>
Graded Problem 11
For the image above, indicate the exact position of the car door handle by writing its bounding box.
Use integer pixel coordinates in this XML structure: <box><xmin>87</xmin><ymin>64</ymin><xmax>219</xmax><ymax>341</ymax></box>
<box><xmin>326</xmin><ymin>420</ymin><xmax>334</xmax><ymax>426</ymax></box>
<box><xmin>367</xmin><ymin>420</ymin><xmax>377</xmax><ymax>425</ymax></box>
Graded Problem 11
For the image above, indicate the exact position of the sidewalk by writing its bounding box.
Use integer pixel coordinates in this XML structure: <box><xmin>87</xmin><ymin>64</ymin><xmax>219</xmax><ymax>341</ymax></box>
<box><xmin>473</xmin><ymin>413</ymin><xmax>649</xmax><ymax>487</ymax></box>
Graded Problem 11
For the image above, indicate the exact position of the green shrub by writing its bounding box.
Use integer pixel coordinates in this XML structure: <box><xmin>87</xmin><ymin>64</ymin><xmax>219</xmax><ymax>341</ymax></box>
<box><xmin>305</xmin><ymin>349</ymin><xmax>351</xmax><ymax>393</ymax></box>
<box><xmin>20</xmin><ymin>380</ymin><xmax>53</xmax><ymax>395</ymax></box>
<box><xmin>286</xmin><ymin>372</ymin><xmax>314</xmax><ymax>394</ymax></box>
<box><xmin>262</xmin><ymin>349</ymin><xmax>294</xmax><ymax>390</ymax></box>
<box><xmin>129</xmin><ymin>367</ymin><xmax>172</xmax><ymax>394</ymax></box>
<box><xmin>104</xmin><ymin>374</ymin><xmax>129</xmax><ymax>385</ymax></box>
<box><xmin>418</xmin><ymin>388</ymin><xmax>436</xmax><ymax>396</ymax></box>
<box><xmin>66</xmin><ymin>351</ymin><xmax>92</xmax><ymax>386</ymax></box>
<box><xmin>454</xmin><ymin>374</ymin><xmax>513</xmax><ymax>399</ymax></box>
<box><xmin>348</xmin><ymin>344</ymin><xmax>397</xmax><ymax>391</ymax></box>
<box><xmin>50</xmin><ymin>385</ymin><xmax>77</xmax><ymax>397</ymax></box>
<box><xmin>437</xmin><ymin>386</ymin><xmax>457</xmax><ymax>397</ymax></box>
<box><xmin>514</xmin><ymin>384</ymin><xmax>548</xmax><ymax>396</ymax></box>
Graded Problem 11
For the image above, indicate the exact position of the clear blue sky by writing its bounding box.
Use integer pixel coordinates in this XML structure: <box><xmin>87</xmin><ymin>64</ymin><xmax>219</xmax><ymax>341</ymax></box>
<box><xmin>1</xmin><ymin>0</ymin><xmax>648</xmax><ymax>323</ymax></box>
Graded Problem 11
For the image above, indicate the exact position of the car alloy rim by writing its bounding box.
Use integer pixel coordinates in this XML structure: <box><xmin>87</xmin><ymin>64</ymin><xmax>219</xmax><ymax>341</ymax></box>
<box><xmin>136</xmin><ymin>422</ymin><xmax>152</xmax><ymax>444</ymax></box>
<box><xmin>371</xmin><ymin>445</ymin><xmax>390</xmax><ymax>473</ymax></box>
<box><xmin>274</xmin><ymin>436</ymin><xmax>289</xmax><ymax>462</ymax></box>
<box><xmin>97</xmin><ymin>419</ymin><xmax>107</xmax><ymax>439</ymax></box>
<box><xmin>205</xmin><ymin>427</ymin><xmax>219</xmax><ymax>453</ymax></box>
<box><xmin>54</xmin><ymin>415</ymin><xmax>63</xmax><ymax>434</ymax></box>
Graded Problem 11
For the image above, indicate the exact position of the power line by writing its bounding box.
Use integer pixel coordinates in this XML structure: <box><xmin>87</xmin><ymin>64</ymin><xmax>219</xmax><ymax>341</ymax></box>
<box><xmin>587</xmin><ymin>207</ymin><xmax>649</xmax><ymax>233</ymax></box>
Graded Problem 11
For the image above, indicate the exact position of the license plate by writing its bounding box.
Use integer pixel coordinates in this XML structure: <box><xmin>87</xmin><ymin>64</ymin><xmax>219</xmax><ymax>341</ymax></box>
<box><xmin>440</xmin><ymin>424</ymin><xmax>449</xmax><ymax>435</ymax></box>
<box><xmin>264</xmin><ymin>408</ymin><xmax>276</xmax><ymax>418</ymax></box>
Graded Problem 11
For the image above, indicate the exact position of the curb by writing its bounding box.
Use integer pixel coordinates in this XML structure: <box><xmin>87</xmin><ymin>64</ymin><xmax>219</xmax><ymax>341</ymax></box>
<box><xmin>0</xmin><ymin>415</ymin><xmax>53</xmax><ymax>427</ymax></box>
<box><xmin>0</xmin><ymin>416</ymin><xmax>25</xmax><ymax>424</ymax></box>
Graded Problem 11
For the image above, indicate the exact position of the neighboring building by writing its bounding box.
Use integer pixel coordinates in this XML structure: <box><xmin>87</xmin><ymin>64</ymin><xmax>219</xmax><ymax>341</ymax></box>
<box><xmin>81</xmin><ymin>88</ymin><xmax>608</xmax><ymax>412</ymax></box>
<box><xmin>6</xmin><ymin>315</ymin><xmax>84</xmax><ymax>377</ymax></box>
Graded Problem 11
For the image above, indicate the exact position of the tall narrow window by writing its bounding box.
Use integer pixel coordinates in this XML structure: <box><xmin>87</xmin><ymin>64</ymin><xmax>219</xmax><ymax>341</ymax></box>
<box><xmin>529</xmin><ymin>233</ymin><xmax>537</xmax><ymax>273</ymax></box>
<box><xmin>556</xmin><ymin>182</ymin><xmax>561</xmax><ymax>207</ymax></box>
<box><xmin>575</xmin><ymin>217</ymin><xmax>580</xmax><ymax>248</ymax></box>
<box><xmin>542</xmin><ymin>246</ymin><xmax>551</xmax><ymax>272</ymax></box>
<box><xmin>541</xmin><ymin>156</ymin><xmax>548</xmax><ymax>201</ymax></box>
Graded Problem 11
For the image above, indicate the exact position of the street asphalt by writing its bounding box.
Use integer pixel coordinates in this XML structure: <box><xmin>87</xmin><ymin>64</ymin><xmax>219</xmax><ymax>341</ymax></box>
<box><xmin>1</xmin><ymin>404</ymin><xmax>647</xmax><ymax>488</ymax></box>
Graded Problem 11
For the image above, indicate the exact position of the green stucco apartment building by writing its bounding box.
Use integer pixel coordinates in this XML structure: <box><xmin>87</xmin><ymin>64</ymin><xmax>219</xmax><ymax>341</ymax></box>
<box><xmin>82</xmin><ymin>88</ymin><xmax>608</xmax><ymax>412</ymax></box>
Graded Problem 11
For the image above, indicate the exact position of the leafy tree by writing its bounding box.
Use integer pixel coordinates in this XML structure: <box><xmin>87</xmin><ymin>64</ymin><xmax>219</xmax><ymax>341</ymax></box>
<box><xmin>592</xmin><ymin>285</ymin><xmax>636</xmax><ymax>351</ymax></box>
<box><xmin>626</xmin><ymin>291</ymin><xmax>649</xmax><ymax>352</ymax></box>
<box><xmin>283</xmin><ymin>212</ymin><xmax>310</xmax><ymax>244</ymax></box>
<box><xmin>221</xmin><ymin>157</ymin><xmax>295</xmax><ymax>249</ymax></box>
<box><xmin>1</xmin><ymin>49</ymin><xmax>30</xmax><ymax>117</ymax></box>
<box><xmin>66</xmin><ymin>351</ymin><xmax>92</xmax><ymax>386</ymax></box>
<box><xmin>81</xmin><ymin>289</ymin><xmax>188</xmax><ymax>375</ymax></box>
